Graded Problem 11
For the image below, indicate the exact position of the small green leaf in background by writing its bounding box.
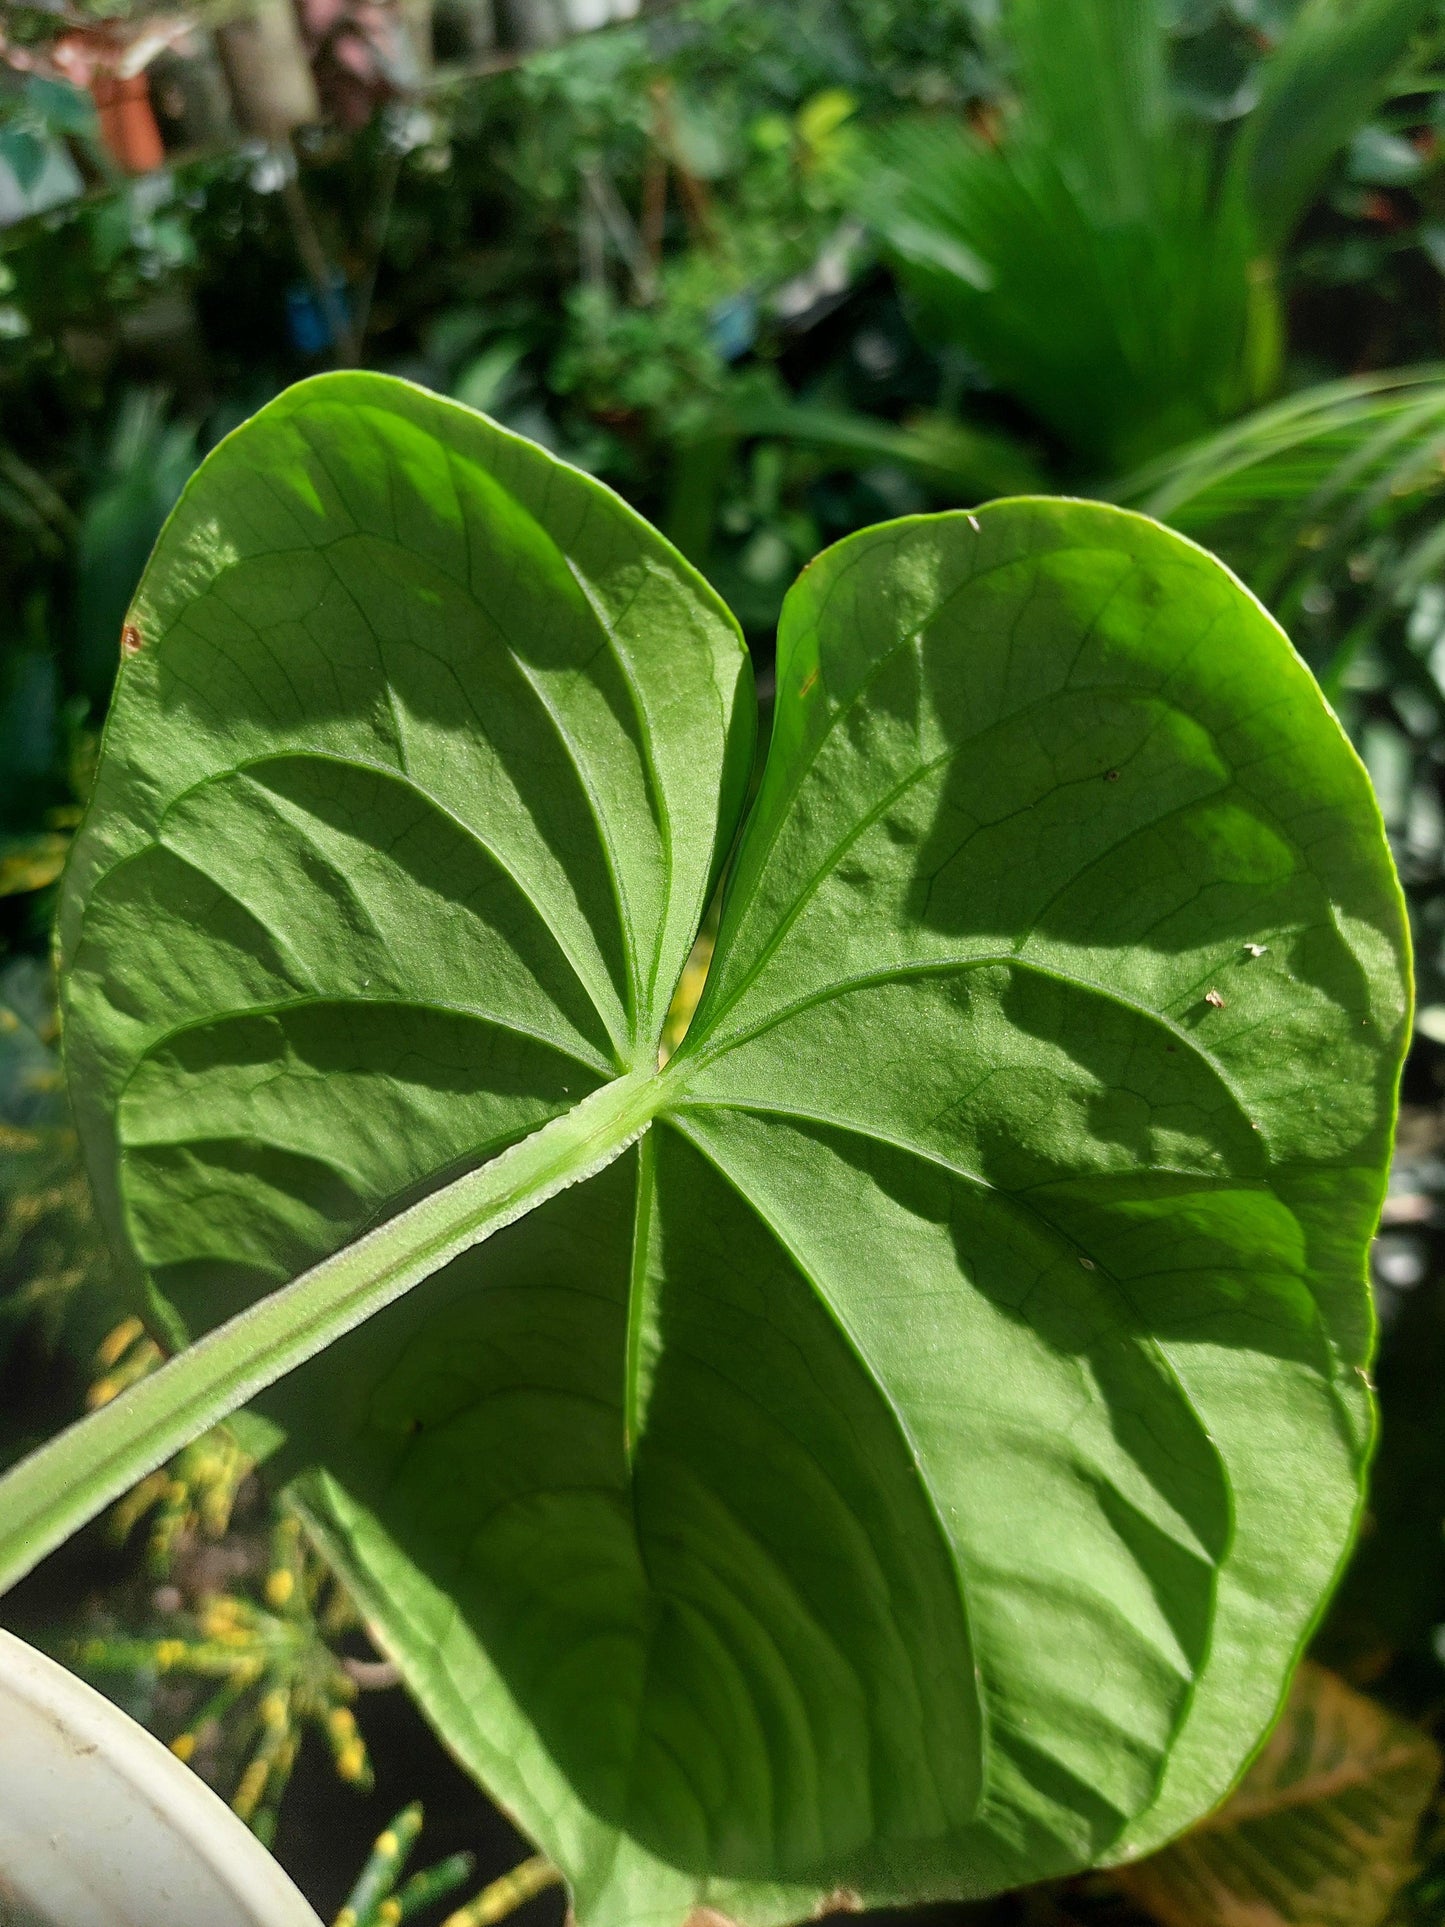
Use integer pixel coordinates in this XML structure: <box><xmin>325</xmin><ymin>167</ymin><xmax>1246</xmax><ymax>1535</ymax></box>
<box><xmin>1113</xmin><ymin>1662</ymin><xmax>1440</xmax><ymax>1927</ymax></box>
<box><xmin>22</xmin><ymin>374</ymin><xmax>1410</xmax><ymax>1927</ymax></box>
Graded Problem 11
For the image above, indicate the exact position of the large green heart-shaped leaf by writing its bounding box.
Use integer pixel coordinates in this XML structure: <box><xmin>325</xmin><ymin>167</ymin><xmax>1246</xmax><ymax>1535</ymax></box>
<box><xmin>46</xmin><ymin>375</ymin><xmax>1407</xmax><ymax>1927</ymax></box>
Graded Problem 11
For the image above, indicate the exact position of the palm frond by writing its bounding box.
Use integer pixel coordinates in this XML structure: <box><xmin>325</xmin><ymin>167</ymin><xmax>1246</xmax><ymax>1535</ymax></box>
<box><xmin>861</xmin><ymin>0</ymin><xmax>1276</xmax><ymax>472</ymax></box>
<box><xmin>1001</xmin><ymin>0</ymin><xmax>1173</xmax><ymax>227</ymax></box>
<box><xmin>1225</xmin><ymin>0</ymin><xmax>1439</xmax><ymax>255</ymax></box>
<box><xmin>1117</xmin><ymin>367</ymin><xmax>1445</xmax><ymax>688</ymax></box>
<box><xmin>723</xmin><ymin>396</ymin><xmax>1045</xmax><ymax>498</ymax></box>
<box><xmin>860</xmin><ymin>0</ymin><xmax>1434</xmax><ymax>475</ymax></box>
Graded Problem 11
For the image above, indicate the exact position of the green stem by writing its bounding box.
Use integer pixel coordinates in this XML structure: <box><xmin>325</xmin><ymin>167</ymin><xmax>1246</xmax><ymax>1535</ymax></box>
<box><xmin>338</xmin><ymin>1801</ymin><xmax>424</xmax><ymax>1926</ymax></box>
<box><xmin>0</xmin><ymin>1069</ymin><xmax>667</xmax><ymax>1597</ymax></box>
<box><xmin>441</xmin><ymin>1855</ymin><xmax>561</xmax><ymax>1927</ymax></box>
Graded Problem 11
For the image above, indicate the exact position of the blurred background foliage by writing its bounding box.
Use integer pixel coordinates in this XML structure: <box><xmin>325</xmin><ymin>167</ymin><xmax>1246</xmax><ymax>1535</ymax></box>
<box><xmin>9</xmin><ymin>0</ymin><xmax>1445</xmax><ymax>1920</ymax></box>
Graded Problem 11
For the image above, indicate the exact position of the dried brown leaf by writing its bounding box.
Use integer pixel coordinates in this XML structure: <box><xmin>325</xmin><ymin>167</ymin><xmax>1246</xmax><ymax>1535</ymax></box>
<box><xmin>1114</xmin><ymin>1663</ymin><xmax>1440</xmax><ymax>1927</ymax></box>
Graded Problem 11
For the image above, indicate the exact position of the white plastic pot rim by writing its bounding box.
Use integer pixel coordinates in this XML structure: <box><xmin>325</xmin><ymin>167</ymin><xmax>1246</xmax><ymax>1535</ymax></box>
<box><xmin>0</xmin><ymin>1626</ymin><xmax>322</xmax><ymax>1927</ymax></box>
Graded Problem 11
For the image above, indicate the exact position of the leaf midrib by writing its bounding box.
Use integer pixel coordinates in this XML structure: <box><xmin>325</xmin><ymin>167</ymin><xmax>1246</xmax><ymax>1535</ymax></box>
<box><xmin>683</xmin><ymin>950</ymin><xmax>1274</xmax><ymax>1159</ymax></box>
<box><xmin>703</xmin><ymin>520</ymin><xmax>1270</xmax><ymax>1045</ymax></box>
<box><xmin>703</xmin><ymin>674</ymin><xmax>1228</xmax><ymax>1050</ymax></box>
<box><xmin>126</xmin><ymin>502</ymin><xmax>665</xmax><ymax>1061</ymax></box>
<box><xmin>699</xmin><ymin>533</ymin><xmax>1069</xmax><ymax>1027</ymax></box>
<box><xmin>660</xmin><ymin>1110</ymin><xmax>994</xmax><ymax>1826</ymax></box>
<box><xmin>665</xmin><ymin>1096</ymin><xmax>1240</xmax><ymax>1843</ymax></box>
<box><xmin>75</xmin><ymin>750</ymin><xmax>629</xmax><ymax>1073</ymax></box>
<box><xmin>671</xmin><ymin>1095</ymin><xmax>1240</xmax><ymax>1545</ymax></box>
<box><xmin>563</xmin><ymin>554</ymin><xmax>682</xmax><ymax>1044</ymax></box>
<box><xmin>367</xmin><ymin>416</ymin><xmax>682</xmax><ymax>1051</ymax></box>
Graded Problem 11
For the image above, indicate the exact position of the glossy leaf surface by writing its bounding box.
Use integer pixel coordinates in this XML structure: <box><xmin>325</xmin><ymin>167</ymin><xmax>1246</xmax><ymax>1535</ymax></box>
<box><xmin>56</xmin><ymin>375</ymin><xmax>1409</xmax><ymax>1927</ymax></box>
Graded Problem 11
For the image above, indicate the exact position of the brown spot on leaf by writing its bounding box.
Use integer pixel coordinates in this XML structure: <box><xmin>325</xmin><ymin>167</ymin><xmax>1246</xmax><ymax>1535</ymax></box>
<box><xmin>799</xmin><ymin>669</ymin><xmax>819</xmax><ymax>698</ymax></box>
<box><xmin>120</xmin><ymin>623</ymin><xmax>143</xmax><ymax>659</ymax></box>
<box><xmin>1104</xmin><ymin>769</ymin><xmax>1120</xmax><ymax>782</ymax></box>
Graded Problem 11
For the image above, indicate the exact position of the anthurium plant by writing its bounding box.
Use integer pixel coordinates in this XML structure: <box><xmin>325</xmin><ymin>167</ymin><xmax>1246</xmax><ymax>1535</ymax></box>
<box><xmin>0</xmin><ymin>373</ymin><xmax>1410</xmax><ymax>1927</ymax></box>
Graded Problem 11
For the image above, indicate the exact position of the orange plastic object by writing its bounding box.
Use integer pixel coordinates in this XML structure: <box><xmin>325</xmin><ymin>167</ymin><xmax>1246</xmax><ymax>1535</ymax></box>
<box><xmin>91</xmin><ymin>71</ymin><xmax>166</xmax><ymax>175</ymax></box>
